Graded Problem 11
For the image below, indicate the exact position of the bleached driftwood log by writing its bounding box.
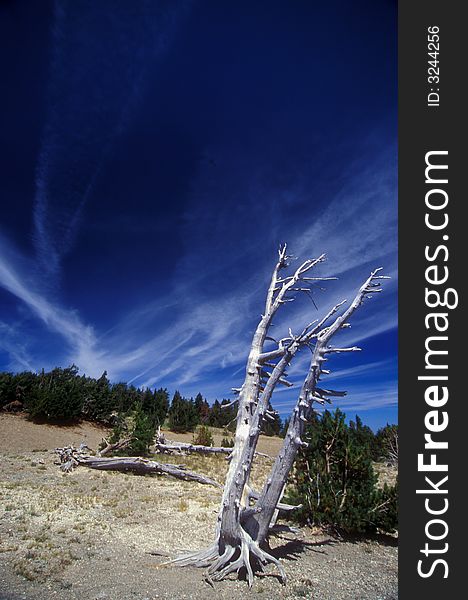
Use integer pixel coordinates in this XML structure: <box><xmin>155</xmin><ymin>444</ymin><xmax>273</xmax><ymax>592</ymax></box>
<box><xmin>54</xmin><ymin>445</ymin><xmax>221</xmax><ymax>487</ymax></box>
<box><xmin>172</xmin><ymin>246</ymin><xmax>388</xmax><ymax>586</ymax></box>
<box><xmin>154</xmin><ymin>428</ymin><xmax>270</xmax><ymax>459</ymax></box>
<box><xmin>154</xmin><ymin>440</ymin><xmax>271</xmax><ymax>459</ymax></box>
<box><xmin>154</xmin><ymin>440</ymin><xmax>231</xmax><ymax>455</ymax></box>
<box><xmin>78</xmin><ymin>456</ymin><xmax>221</xmax><ymax>486</ymax></box>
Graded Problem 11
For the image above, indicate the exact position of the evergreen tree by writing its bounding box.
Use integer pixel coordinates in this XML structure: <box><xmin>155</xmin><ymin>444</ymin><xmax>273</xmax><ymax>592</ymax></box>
<box><xmin>28</xmin><ymin>365</ymin><xmax>83</xmax><ymax>421</ymax></box>
<box><xmin>219</xmin><ymin>399</ymin><xmax>237</xmax><ymax>430</ymax></box>
<box><xmin>82</xmin><ymin>371</ymin><xmax>113</xmax><ymax>421</ymax></box>
<box><xmin>261</xmin><ymin>401</ymin><xmax>282</xmax><ymax>436</ymax></box>
<box><xmin>168</xmin><ymin>391</ymin><xmax>198</xmax><ymax>432</ymax></box>
<box><xmin>374</xmin><ymin>424</ymin><xmax>398</xmax><ymax>464</ymax></box>
<box><xmin>280</xmin><ymin>417</ymin><xmax>290</xmax><ymax>438</ymax></box>
<box><xmin>208</xmin><ymin>399</ymin><xmax>222</xmax><ymax>427</ymax></box>
<box><xmin>152</xmin><ymin>388</ymin><xmax>170</xmax><ymax>426</ymax></box>
<box><xmin>287</xmin><ymin>409</ymin><xmax>397</xmax><ymax>534</ymax></box>
<box><xmin>0</xmin><ymin>372</ymin><xmax>19</xmax><ymax>408</ymax></box>
<box><xmin>349</xmin><ymin>414</ymin><xmax>376</xmax><ymax>457</ymax></box>
<box><xmin>110</xmin><ymin>382</ymin><xmax>133</xmax><ymax>414</ymax></box>
<box><xmin>127</xmin><ymin>403</ymin><xmax>156</xmax><ymax>456</ymax></box>
<box><xmin>187</xmin><ymin>397</ymin><xmax>200</xmax><ymax>430</ymax></box>
<box><xmin>194</xmin><ymin>392</ymin><xmax>210</xmax><ymax>424</ymax></box>
<box><xmin>193</xmin><ymin>425</ymin><xmax>214</xmax><ymax>446</ymax></box>
<box><xmin>141</xmin><ymin>388</ymin><xmax>156</xmax><ymax>422</ymax></box>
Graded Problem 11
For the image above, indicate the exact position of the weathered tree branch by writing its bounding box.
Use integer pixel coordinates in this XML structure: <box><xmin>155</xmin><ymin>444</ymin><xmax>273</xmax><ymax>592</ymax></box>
<box><xmin>245</xmin><ymin>268</ymin><xmax>388</xmax><ymax>544</ymax></box>
<box><xmin>172</xmin><ymin>251</ymin><xmax>387</xmax><ymax>587</ymax></box>
<box><xmin>155</xmin><ymin>442</ymin><xmax>231</xmax><ymax>455</ymax></box>
<box><xmin>54</xmin><ymin>445</ymin><xmax>221</xmax><ymax>487</ymax></box>
<box><xmin>99</xmin><ymin>436</ymin><xmax>134</xmax><ymax>456</ymax></box>
<box><xmin>78</xmin><ymin>456</ymin><xmax>222</xmax><ymax>487</ymax></box>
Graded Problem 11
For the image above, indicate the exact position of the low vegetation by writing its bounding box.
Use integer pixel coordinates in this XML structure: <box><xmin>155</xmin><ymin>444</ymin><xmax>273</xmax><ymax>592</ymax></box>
<box><xmin>287</xmin><ymin>409</ymin><xmax>398</xmax><ymax>534</ymax></box>
<box><xmin>0</xmin><ymin>413</ymin><xmax>397</xmax><ymax>598</ymax></box>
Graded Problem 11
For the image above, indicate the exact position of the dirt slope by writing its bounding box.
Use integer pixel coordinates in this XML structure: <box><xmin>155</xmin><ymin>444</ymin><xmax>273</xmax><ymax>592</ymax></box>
<box><xmin>0</xmin><ymin>415</ymin><xmax>397</xmax><ymax>600</ymax></box>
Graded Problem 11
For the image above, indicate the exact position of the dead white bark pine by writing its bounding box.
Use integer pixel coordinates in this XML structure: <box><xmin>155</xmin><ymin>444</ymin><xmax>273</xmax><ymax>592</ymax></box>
<box><xmin>173</xmin><ymin>245</ymin><xmax>388</xmax><ymax>586</ymax></box>
<box><xmin>54</xmin><ymin>445</ymin><xmax>220</xmax><ymax>487</ymax></box>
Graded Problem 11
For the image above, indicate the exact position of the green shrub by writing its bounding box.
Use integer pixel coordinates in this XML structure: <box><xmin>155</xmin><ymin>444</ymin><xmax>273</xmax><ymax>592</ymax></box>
<box><xmin>287</xmin><ymin>409</ymin><xmax>398</xmax><ymax>534</ymax></box>
<box><xmin>127</xmin><ymin>404</ymin><xmax>156</xmax><ymax>456</ymax></box>
<box><xmin>192</xmin><ymin>425</ymin><xmax>214</xmax><ymax>446</ymax></box>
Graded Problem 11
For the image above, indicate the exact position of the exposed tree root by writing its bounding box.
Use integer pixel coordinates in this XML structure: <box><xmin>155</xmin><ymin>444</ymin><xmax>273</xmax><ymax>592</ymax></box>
<box><xmin>171</xmin><ymin>530</ymin><xmax>286</xmax><ymax>587</ymax></box>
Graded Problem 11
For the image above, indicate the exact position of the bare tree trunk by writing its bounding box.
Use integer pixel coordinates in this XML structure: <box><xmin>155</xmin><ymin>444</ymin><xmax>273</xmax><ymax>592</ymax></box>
<box><xmin>155</xmin><ymin>442</ymin><xmax>231</xmax><ymax>455</ymax></box>
<box><xmin>244</xmin><ymin>269</ymin><xmax>384</xmax><ymax>544</ymax></box>
<box><xmin>173</xmin><ymin>248</ymin><xmax>387</xmax><ymax>586</ymax></box>
<box><xmin>77</xmin><ymin>456</ymin><xmax>222</xmax><ymax>486</ymax></box>
<box><xmin>54</xmin><ymin>445</ymin><xmax>221</xmax><ymax>486</ymax></box>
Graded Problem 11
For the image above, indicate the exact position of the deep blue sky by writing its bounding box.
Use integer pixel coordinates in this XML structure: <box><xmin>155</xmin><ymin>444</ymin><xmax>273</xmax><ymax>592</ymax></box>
<box><xmin>0</xmin><ymin>0</ymin><xmax>397</xmax><ymax>429</ymax></box>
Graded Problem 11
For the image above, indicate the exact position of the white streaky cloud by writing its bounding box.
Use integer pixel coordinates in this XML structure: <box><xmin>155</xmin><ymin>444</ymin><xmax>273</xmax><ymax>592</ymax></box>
<box><xmin>136</xmin><ymin>296</ymin><xmax>251</xmax><ymax>388</ymax></box>
<box><xmin>336</xmin><ymin>388</ymin><xmax>398</xmax><ymax>411</ymax></box>
<box><xmin>0</xmin><ymin>240</ymin><xmax>104</xmax><ymax>376</ymax></box>
<box><xmin>293</xmin><ymin>153</ymin><xmax>397</xmax><ymax>276</ymax></box>
<box><xmin>271</xmin><ymin>384</ymin><xmax>398</xmax><ymax>414</ymax></box>
<box><xmin>88</xmin><ymin>150</ymin><xmax>397</xmax><ymax>390</ymax></box>
<box><xmin>0</xmin><ymin>321</ymin><xmax>36</xmax><ymax>372</ymax></box>
<box><xmin>274</xmin><ymin>356</ymin><xmax>396</xmax><ymax>390</ymax></box>
<box><xmin>315</xmin><ymin>359</ymin><xmax>395</xmax><ymax>382</ymax></box>
<box><xmin>0</xmin><ymin>234</ymin><xmax>249</xmax><ymax>384</ymax></box>
<box><xmin>0</xmin><ymin>143</ymin><xmax>396</xmax><ymax>399</ymax></box>
<box><xmin>33</xmin><ymin>1</ymin><xmax>193</xmax><ymax>280</ymax></box>
<box><xmin>0</xmin><ymin>218</ymin><xmax>396</xmax><ymax>400</ymax></box>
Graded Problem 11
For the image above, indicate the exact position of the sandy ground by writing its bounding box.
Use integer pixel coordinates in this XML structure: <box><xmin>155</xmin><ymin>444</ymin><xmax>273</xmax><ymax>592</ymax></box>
<box><xmin>0</xmin><ymin>414</ymin><xmax>282</xmax><ymax>457</ymax></box>
<box><xmin>0</xmin><ymin>414</ymin><xmax>397</xmax><ymax>600</ymax></box>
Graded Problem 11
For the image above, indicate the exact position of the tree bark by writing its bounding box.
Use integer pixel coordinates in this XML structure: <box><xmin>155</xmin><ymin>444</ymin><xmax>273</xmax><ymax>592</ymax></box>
<box><xmin>77</xmin><ymin>456</ymin><xmax>222</xmax><ymax>486</ymax></box>
<box><xmin>172</xmin><ymin>249</ymin><xmax>388</xmax><ymax>586</ymax></box>
<box><xmin>245</xmin><ymin>268</ymin><xmax>387</xmax><ymax>544</ymax></box>
<box><xmin>54</xmin><ymin>445</ymin><xmax>221</xmax><ymax>487</ymax></box>
<box><xmin>155</xmin><ymin>442</ymin><xmax>231</xmax><ymax>455</ymax></box>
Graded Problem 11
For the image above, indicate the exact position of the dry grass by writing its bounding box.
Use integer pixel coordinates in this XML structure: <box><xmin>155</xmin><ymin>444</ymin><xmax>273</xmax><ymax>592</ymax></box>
<box><xmin>0</xmin><ymin>413</ymin><xmax>109</xmax><ymax>454</ymax></box>
<box><xmin>0</xmin><ymin>414</ymin><xmax>397</xmax><ymax>599</ymax></box>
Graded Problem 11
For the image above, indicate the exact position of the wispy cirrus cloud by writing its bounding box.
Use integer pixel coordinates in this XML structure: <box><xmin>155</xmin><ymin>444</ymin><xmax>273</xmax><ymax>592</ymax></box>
<box><xmin>0</xmin><ymin>321</ymin><xmax>36</xmax><ymax>372</ymax></box>
<box><xmin>33</xmin><ymin>0</ymin><xmax>192</xmax><ymax>281</ymax></box>
<box><xmin>0</xmin><ymin>235</ymin><xmax>102</xmax><ymax>373</ymax></box>
<box><xmin>1</xmin><ymin>142</ymin><xmax>397</xmax><ymax>416</ymax></box>
<box><xmin>0</xmin><ymin>1</ymin><xmax>396</xmax><ymax>428</ymax></box>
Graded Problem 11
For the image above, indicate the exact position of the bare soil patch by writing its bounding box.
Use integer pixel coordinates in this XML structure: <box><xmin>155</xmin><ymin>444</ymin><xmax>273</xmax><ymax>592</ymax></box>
<box><xmin>0</xmin><ymin>415</ymin><xmax>397</xmax><ymax>600</ymax></box>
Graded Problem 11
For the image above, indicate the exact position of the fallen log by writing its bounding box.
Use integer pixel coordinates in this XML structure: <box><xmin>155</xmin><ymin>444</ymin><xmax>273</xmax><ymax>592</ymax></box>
<box><xmin>154</xmin><ymin>439</ymin><xmax>271</xmax><ymax>460</ymax></box>
<box><xmin>54</xmin><ymin>445</ymin><xmax>221</xmax><ymax>487</ymax></box>
<box><xmin>78</xmin><ymin>456</ymin><xmax>222</xmax><ymax>487</ymax></box>
<box><xmin>154</xmin><ymin>441</ymin><xmax>231</xmax><ymax>455</ymax></box>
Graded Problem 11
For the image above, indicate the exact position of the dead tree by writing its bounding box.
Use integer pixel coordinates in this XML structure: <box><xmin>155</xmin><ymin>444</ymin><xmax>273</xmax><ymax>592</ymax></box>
<box><xmin>154</xmin><ymin>432</ymin><xmax>271</xmax><ymax>459</ymax></box>
<box><xmin>383</xmin><ymin>425</ymin><xmax>398</xmax><ymax>466</ymax></box>
<box><xmin>54</xmin><ymin>445</ymin><xmax>220</xmax><ymax>487</ymax></box>
<box><xmin>173</xmin><ymin>245</ymin><xmax>388</xmax><ymax>585</ymax></box>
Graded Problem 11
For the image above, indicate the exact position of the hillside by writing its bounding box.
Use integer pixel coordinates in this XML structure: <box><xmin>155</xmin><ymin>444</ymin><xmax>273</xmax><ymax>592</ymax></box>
<box><xmin>0</xmin><ymin>414</ymin><xmax>397</xmax><ymax>600</ymax></box>
<box><xmin>0</xmin><ymin>414</ymin><xmax>283</xmax><ymax>456</ymax></box>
